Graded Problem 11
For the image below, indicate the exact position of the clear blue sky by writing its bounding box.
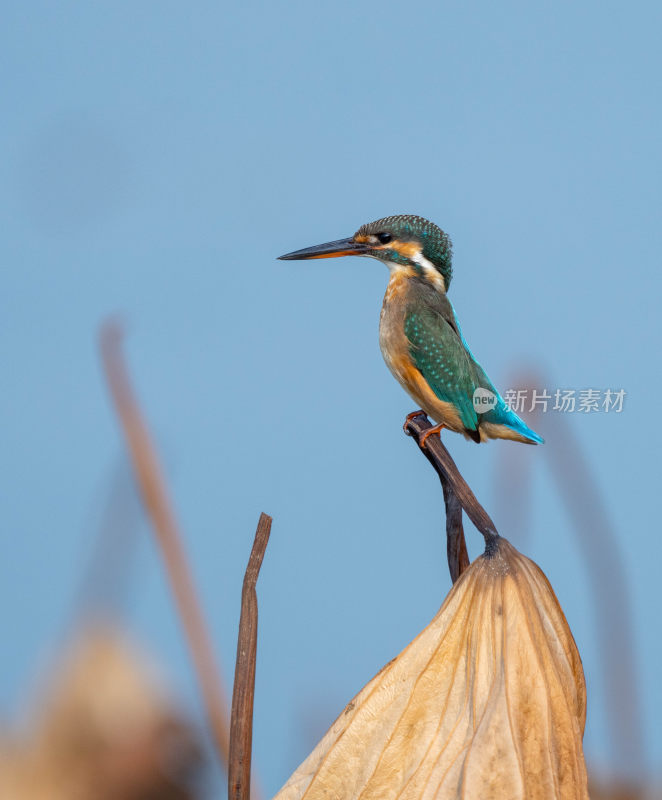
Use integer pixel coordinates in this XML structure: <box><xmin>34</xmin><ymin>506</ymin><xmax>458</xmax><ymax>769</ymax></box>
<box><xmin>2</xmin><ymin>1</ymin><xmax>660</xmax><ymax>794</ymax></box>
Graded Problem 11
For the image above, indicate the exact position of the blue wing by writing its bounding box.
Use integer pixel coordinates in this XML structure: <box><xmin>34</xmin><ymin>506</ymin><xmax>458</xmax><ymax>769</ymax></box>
<box><xmin>405</xmin><ymin>304</ymin><xmax>544</xmax><ymax>444</ymax></box>
<box><xmin>404</xmin><ymin>309</ymin><xmax>482</xmax><ymax>433</ymax></box>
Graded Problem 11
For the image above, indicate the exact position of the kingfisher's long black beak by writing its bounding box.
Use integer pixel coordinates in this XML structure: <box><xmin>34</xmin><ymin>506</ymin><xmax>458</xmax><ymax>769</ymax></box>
<box><xmin>278</xmin><ymin>237</ymin><xmax>369</xmax><ymax>260</ymax></box>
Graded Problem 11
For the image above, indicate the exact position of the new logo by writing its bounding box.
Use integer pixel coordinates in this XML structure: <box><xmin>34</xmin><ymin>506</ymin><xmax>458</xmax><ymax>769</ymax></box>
<box><xmin>473</xmin><ymin>387</ymin><xmax>497</xmax><ymax>413</ymax></box>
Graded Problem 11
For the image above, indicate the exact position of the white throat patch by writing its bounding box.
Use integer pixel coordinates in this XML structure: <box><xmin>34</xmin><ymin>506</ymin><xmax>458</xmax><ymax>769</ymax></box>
<box><xmin>412</xmin><ymin>251</ymin><xmax>446</xmax><ymax>292</ymax></box>
<box><xmin>371</xmin><ymin>250</ymin><xmax>447</xmax><ymax>293</ymax></box>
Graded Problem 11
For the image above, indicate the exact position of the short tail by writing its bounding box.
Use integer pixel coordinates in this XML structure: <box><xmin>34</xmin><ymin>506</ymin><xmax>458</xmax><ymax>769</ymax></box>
<box><xmin>481</xmin><ymin>401</ymin><xmax>544</xmax><ymax>445</ymax></box>
<box><xmin>507</xmin><ymin>410</ymin><xmax>544</xmax><ymax>444</ymax></box>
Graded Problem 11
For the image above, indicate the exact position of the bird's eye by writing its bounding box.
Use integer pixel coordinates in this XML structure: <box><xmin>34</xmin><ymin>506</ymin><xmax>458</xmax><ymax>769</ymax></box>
<box><xmin>377</xmin><ymin>232</ymin><xmax>393</xmax><ymax>244</ymax></box>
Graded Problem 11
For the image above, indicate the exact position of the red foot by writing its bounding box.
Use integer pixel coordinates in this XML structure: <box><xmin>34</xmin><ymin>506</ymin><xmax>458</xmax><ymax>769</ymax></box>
<box><xmin>403</xmin><ymin>410</ymin><xmax>425</xmax><ymax>435</ymax></box>
<box><xmin>419</xmin><ymin>423</ymin><xmax>446</xmax><ymax>448</ymax></box>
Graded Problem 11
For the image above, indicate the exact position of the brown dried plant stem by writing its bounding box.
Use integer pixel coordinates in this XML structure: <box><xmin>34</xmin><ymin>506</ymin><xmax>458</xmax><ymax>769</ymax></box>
<box><xmin>440</xmin><ymin>479</ymin><xmax>470</xmax><ymax>584</ymax></box>
<box><xmin>405</xmin><ymin>413</ymin><xmax>498</xmax><ymax>580</ymax></box>
<box><xmin>229</xmin><ymin>513</ymin><xmax>272</xmax><ymax>800</ymax></box>
<box><xmin>99</xmin><ymin>322</ymin><xmax>231</xmax><ymax>771</ymax></box>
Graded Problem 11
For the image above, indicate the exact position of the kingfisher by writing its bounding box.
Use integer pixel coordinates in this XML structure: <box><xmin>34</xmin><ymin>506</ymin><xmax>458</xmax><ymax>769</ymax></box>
<box><xmin>278</xmin><ymin>214</ymin><xmax>543</xmax><ymax>447</ymax></box>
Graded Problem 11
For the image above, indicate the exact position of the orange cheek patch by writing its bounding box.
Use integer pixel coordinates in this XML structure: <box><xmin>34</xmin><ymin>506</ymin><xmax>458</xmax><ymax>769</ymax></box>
<box><xmin>392</xmin><ymin>241</ymin><xmax>421</xmax><ymax>259</ymax></box>
<box><xmin>375</xmin><ymin>240</ymin><xmax>421</xmax><ymax>259</ymax></box>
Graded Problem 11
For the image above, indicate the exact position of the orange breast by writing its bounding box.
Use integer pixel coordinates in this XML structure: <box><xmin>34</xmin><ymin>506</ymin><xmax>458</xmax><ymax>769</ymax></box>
<box><xmin>386</xmin><ymin>348</ymin><xmax>464</xmax><ymax>433</ymax></box>
<box><xmin>380</xmin><ymin>272</ymin><xmax>464</xmax><ymax>433</ymax></box>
